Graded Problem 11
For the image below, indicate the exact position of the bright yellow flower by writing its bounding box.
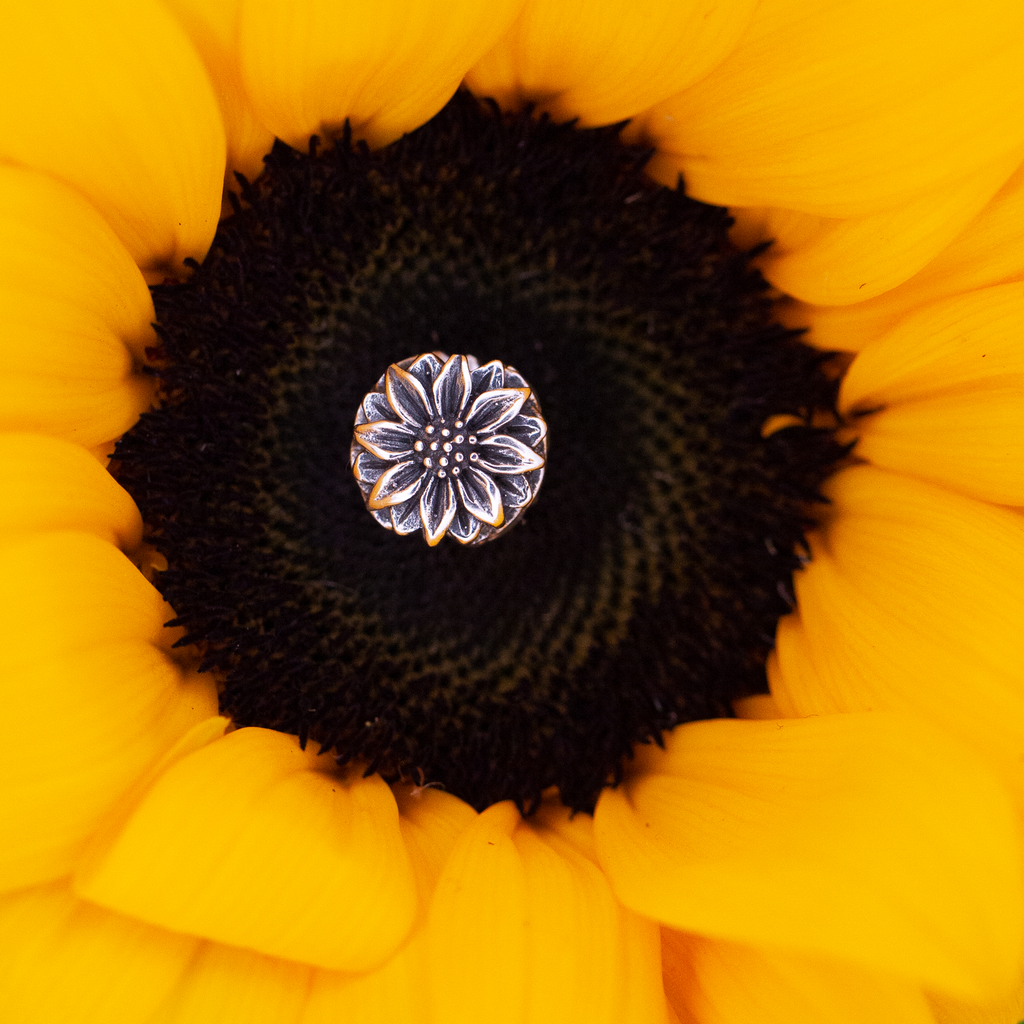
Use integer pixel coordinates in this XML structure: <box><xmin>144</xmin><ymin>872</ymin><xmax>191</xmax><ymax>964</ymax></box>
<box><xmin>1</xmin><ymin>1</ymin><xmax>1024</xmax><ymax>1022</ymax></box>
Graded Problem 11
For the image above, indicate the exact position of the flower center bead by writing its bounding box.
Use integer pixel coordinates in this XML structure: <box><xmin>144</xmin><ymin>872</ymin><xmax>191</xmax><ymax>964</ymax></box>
<box><xmin>351</xmin><ymin>352</ymin><xmax>547</xmax><ymax>546</ymax></box>
<box><xmin>114</xmin><ymin>92</ymin><xmax>845</xmax><ymax>813</ymax></box>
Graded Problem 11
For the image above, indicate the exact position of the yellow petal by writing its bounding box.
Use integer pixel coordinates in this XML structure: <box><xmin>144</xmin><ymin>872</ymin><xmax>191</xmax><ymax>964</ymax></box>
<box><xmin>0</xmin><ymin>531</ymin><xmax>181</xmax><ymax>678</ymax></box>
<box><xmin>746</xmin><ymin>151</ymin><xmax>1021</xmax><ymax>306</ymax></box>
<box><xmin>0</xmin><ymin>165</ymin><xmax>158</xmax><ymax>446</ymax></box>
<box><xmin>75</xmin><ymin>727</ymin><xmax>417</xmax><ymax>972</ymax></box>
<box><xmin>662</xmin><ymin>930</ymin><xmax>934</xmax><ymax>1024</ymax></box>
<box><xmin>0</xmin><ymin>640</ymin><xmax>216</xmax><ymax>894</ymax></box>
<box><xmin>300</xmin><ymin>785</ymin><xmax>478</xmax><ymax>1024</ymax></box>
<box><xmin>594</xmin><ymin>713</ymin><xmax>1023</xmax><ymax>1000</ymax></box>
<box><xmin>426</xmin><ymin>799</ymin><xmax>669</xmax><ymax>1024</ymax></box>
<box><xmin>788</xmin><ymin>158</ymin><xmax>1024</xmax><ymax>352</ymax></box>
<box><xmin>770</xmin><ymin>465</ymin><xmax>1024</xmax><ymax>808</ymax></box>
<box><xmin>238</xmin><ymin>0</ymin><xmax>524</xmax><ymax>151</ymax></box>
<box><xmin>464</xmin><ymin>0</ymin><xmax>756</xmax><ymax>126</ymax></box>
<box><xmin>426</xmin><ymin>802</ymin><xmax>525</xmax><ymax>1024</ymax></box>
<box><xmin>393</xmin><ymin>783</ymin><xmax>480</xmax><ymax>909</ymax></box>
<box><xmin>838</xmin><ymin>284</ymin><xmax>1024</xmax><ymax>504</ymax></box>
<box><xmin>731</xmin><ymin>693</ymin><xmax>784</xmax><ymax>720</ymax></box>
<box><xmin>841</xmin><ymin>283</ymin><xmax>1024</xmax><ymax>406</ymax></box>
<box><xmin>0</xmin><ymin>433</ymin><xmax>142</xmax><ymax>550</ymax></box>
<box><xmin>0</xmin><ymin>166</ymin><xmax>156</xmax><ymax>358</ymax></box>
<box><xmin>528</xmin><ymin>801</ymin><xmax>670</xmax><ymax>1024</ymax></box>
<box><xmin>160</xmin><ymin>0</ymin><xmax>275</xmax><ymax>183</ymax></box>
<box><xmin>153</xmin><ymin>942</ymin><xmax>312</xmax><ymax>1024</ymax></box>
<box><xmin>303</xmin><ymin>800</ymin><xmax>665</xmax><ymax>1024</ymax></box>
<box><xmin>637</xmin><ymin>0</ymin><xmax>1024</xmax><ymax>218</ymax></box>
<box><xmin>0</xmin><ymin>0</ymin><xmax>225</xmax><ymax>277</ymax></box>
<box><xmin>0</xmin><ymin>881</ymin><xmax>198</xmax><ymax>1024</ymax></box>
<box><xmin>301</xmin><ymin>929</ymin><xmax>433</xmax><ymax>1024</ymax></box>
<box><xmin>928</xmin><ymin>976</ymin><xmax>1024</xmax><ymax>1024</ymax></box>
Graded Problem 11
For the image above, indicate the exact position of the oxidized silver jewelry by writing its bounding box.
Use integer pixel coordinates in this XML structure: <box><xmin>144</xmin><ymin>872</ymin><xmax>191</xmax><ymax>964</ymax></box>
<box><xmin>351</xmin><ymin>353</ymin><xmax>548</xmax><ymax>546</ymax></box>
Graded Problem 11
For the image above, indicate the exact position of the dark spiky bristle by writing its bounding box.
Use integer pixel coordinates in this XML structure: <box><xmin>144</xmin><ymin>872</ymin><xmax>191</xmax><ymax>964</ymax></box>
<box><xmin>114</xmin><ymin>91</ymin><xmax>845</xmax><ymax>813</ymax></box>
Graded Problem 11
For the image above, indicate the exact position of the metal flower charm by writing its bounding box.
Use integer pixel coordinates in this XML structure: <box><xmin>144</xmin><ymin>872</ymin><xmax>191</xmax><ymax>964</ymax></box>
<box><xmin>351</xmin><ymin>353</ymin><xmax>548</xmax><ymax>546</ymax></box>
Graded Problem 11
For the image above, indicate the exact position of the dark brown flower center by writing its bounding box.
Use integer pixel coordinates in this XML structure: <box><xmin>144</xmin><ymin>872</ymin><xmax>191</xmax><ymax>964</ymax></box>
<box><xmin>114</xmin><ymin>92</ymin><xmax>845</xmax><ymax>812</ymax></box>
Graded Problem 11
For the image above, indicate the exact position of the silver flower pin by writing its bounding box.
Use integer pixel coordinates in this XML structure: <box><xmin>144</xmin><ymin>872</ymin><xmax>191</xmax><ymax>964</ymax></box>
<box><xmin>351</xmin><ymin>353</ymin><xmax>548</xmax><ymax>546</ymax></box>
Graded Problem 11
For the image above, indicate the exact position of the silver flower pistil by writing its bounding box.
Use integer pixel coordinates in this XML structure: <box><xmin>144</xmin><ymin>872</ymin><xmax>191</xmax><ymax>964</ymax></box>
<box><xmin>351</xmin><ymin>353</ymin><xmax>548</xmax><ymax>546</ymax></box>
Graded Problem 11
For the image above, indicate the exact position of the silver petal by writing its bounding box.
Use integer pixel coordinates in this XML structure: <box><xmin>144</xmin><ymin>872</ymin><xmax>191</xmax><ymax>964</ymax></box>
<box><xmin>456</xmin><ymin>466</ymin><xmax>504</xmax><ymax>527</ymax></box>
<box><xmin>503</xmin><ymin>365</ymin><xmax>528</xmax><ymax>389</ymax></box>
<box><xmin>497</xmin><ymin>473</ymin><xmax>532</xmax><ymax>509</ymax></box>
<box><xmin>476</xmin><ymin>435</ymin><xmax>545</xmax><ymax>474</ymax></box>
<box><xmin>505</xmin><ymin>414</ymin><xmax>547</xmax><ymax>448</ymax></box>
<box><xmin>354</xmin><ymin>419</ymin><xmax>418</xmax><ymax>460</ymax></box>
<box><xmin>470</xmin><ymin>359</ymin><xmax>504</xmax><ymax>394</ymax></box>
<box><xmin>361</xmin><ymin>391</ymin><xmax>393</xmax><ymax>423</ymax></box>
<box><xmin>408</xmin><ymin>352</ymin><xmax>444</xmax><ymax>386</ymax></box>
<box><xmin>386</xmin><ymin>364</ymin><xmax>434</xmax><ymax>425</ymax></box>
<box><xmin>368</xmin><ymin>459</ymin><xmax>428</xmax><ymax>509</ymax></box>
<box><xmin>465</xmin><ymin>387</ymin><xmax>529</xmax><ymax>435</ymax></box>
<box><xmin>353</xmin><ymin>450</ymin><xmax>389</xmax><ymax>484</ymax></box>
<box><xmin>391</xmin><ymin>499</ymin><xmax>423</xmax><ymax>536</ymax></box>
<box><xmin>419</xmin><ymin>473</ymin><xmax>457</xmax><ymax>546</ymax></box>
<box><xmin>449</xmin><ymin>506</ymin><xmax>482</xmax><ymax>544</ymax></box>
<box><xmin>432</xmin><ymin>353</ymin><xmax>472</xmax><ymax>420</ymax></box>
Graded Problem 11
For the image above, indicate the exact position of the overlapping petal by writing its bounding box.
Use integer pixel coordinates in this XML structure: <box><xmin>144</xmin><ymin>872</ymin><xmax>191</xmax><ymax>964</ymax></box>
<box><xmin>237</xmin><ymin>0</ymin><xmax>524</xmax><ymax>150</ymax></box>
<box><xmin>769</xmin><ymin>466</ymin><xmax>1024</xmax><ymax>808</ymax></box>
<box><xmin>449</xmin><ymin>507</ymin><xmax>482</xmax><ymax>545</ymax></box>
<box><xmin>425</xmin><ymin>800</ymin><xmax>669</xmax><ymax>1024</ymax></box>
<box><xmin>0</xmin><ymin>882</ymin><xmax>199</xmax><ymax>1024</ymax></box>
<box><xmin>391</xmin><ymin>500</ymin><xmax>424</xmax><ymax>537</ymax></box>
<box><xmin>0</xmin><ymin>166</ymin><xmax>156</xmax><ymax>448</ymax></box>
<box><xmin>354</xmin><ymin>420</ymin><xmax>418</xmax><ymax>461</ymax></box>
<box><xmin>0</xmin><ymin>636</ymin><xmax>217</xmax><ymax>894</ymax></box>
<box><xmin>637</xmin><ymin>0</ymin><xmax>1024</xmax><ymax>219</ymax></box>
<box><xmin>0</xmin><ymin>531</ymin><xmax>181</xmax><ymax>678</ymax></box>
<box><xmin>787</xmin><ymin>156</ymin><xmax>1024</xmax><ymax>352</ymax></box>
<box><xmin>368</xmin><ymin>460</ymin><xmax>428</xmax><ymax>510</ymax></box>
<box><xmin>75</xmin><ymin>728</ymin><xmax>418</xmax><ymax>972</ymax></box>
<box><xmin>160</xmin><ymin>0</ymin><xmax>275</xmax><ymax>184</ymax></box>
<box><xmin>498</xmin><ymin>474</ymin><xmax>532</xmax><ymax>510</ymax></box>
<box><xmin>145</xmin><ymin>942</ymin><xmax>313</xmax><ymax>1024</ymax></box>
<box><xmin>362</xmin><ymin>391</ymin><xmax>396</xmax><ymax>424</ymax></box>
<box><xmin>0</xmin><ymin>434</ymin><xmax>141</xmax><ymax>550</ymax></box>
<box><xmin>456</xmin><ymin>467</ymin><xmax>504</xmax><ymax>527</ymax></box>
<box><xmin>661</xmin><ymin>929</ymin><xmax>935</xmax><ymax>1024</ymax></box>
<box><xmin>506</xmin><ymin>414</ymin><xmax>547</xmax><ymax>448</ymax></box>
<box><xmin>476</xmin><ymin>435</ymin><xmax>545</xmax><ymax>474</ymax></box>
<box><xmin>419</xmin><ymin>475</ymin><xmax>458</xmax><ymax>547</ymax></box>
<box><xmin>733</xmin><ymin>151</ymin><xmax>1021</xmax><ymax>306</ymax></box>
<box><xmin>594</xmin><ymin>713</ymin><xmax>1023</xmax><ymax>1000</ymax></box>
<box><xmin>470</xmin><ymin>359</ymin><xmax>505</xmax><ymax>393</ymax></box>
<box><xmin>0</xmin><ymin>0</ymin><xmax>225</xmax><ymax>276</ymax></box>
<box><xmin>432</xmin><ymin>354</ymin><xmax>472</xmax><ymax>421</ymax></box>
<box><xmin>299</xmin><ymin>786</ymin><xmax>476</xmax><ymax>1024</ymax></box>
<box><xmin>465</xmin><ymin>0</ymin><xmax>757</xmax><ymax>126</ymax></box>
<box><xmin>927</xmin><ymin>980</ymin><xmax>1024</xmax><ymax>1024</ymax></box>
<box><xmin>465</xmin><ymin>388</ymin><xmax>529</xmax><ymax>435</ymax></box>
<box><xmin>386</xmin><ymin>365</ymin><xmax>434</xmax><ymax>426</ymax></box>
<box><xmin>839</xmin><ymin>283</ymin><xmax>1024</xmax><ymax>505</ymax></box>
<box><xmin>408</xmin><ymin>353</ymin><xmax>445</xmax><ymax>382</ymax></box>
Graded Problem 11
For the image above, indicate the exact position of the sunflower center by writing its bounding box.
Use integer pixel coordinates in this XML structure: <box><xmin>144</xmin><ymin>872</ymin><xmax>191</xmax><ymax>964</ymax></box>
<box><xmin>115</xmin><ymin>92</ymin><xmax>843</xmax><ymax>813</ymax></box>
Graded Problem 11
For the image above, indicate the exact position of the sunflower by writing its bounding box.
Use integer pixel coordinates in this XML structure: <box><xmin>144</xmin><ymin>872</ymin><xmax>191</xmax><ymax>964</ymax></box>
<box><xmin>2</xmin><ymin>0</ymin><xmax>1024</xmax><ymax>1022</ymax></box>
